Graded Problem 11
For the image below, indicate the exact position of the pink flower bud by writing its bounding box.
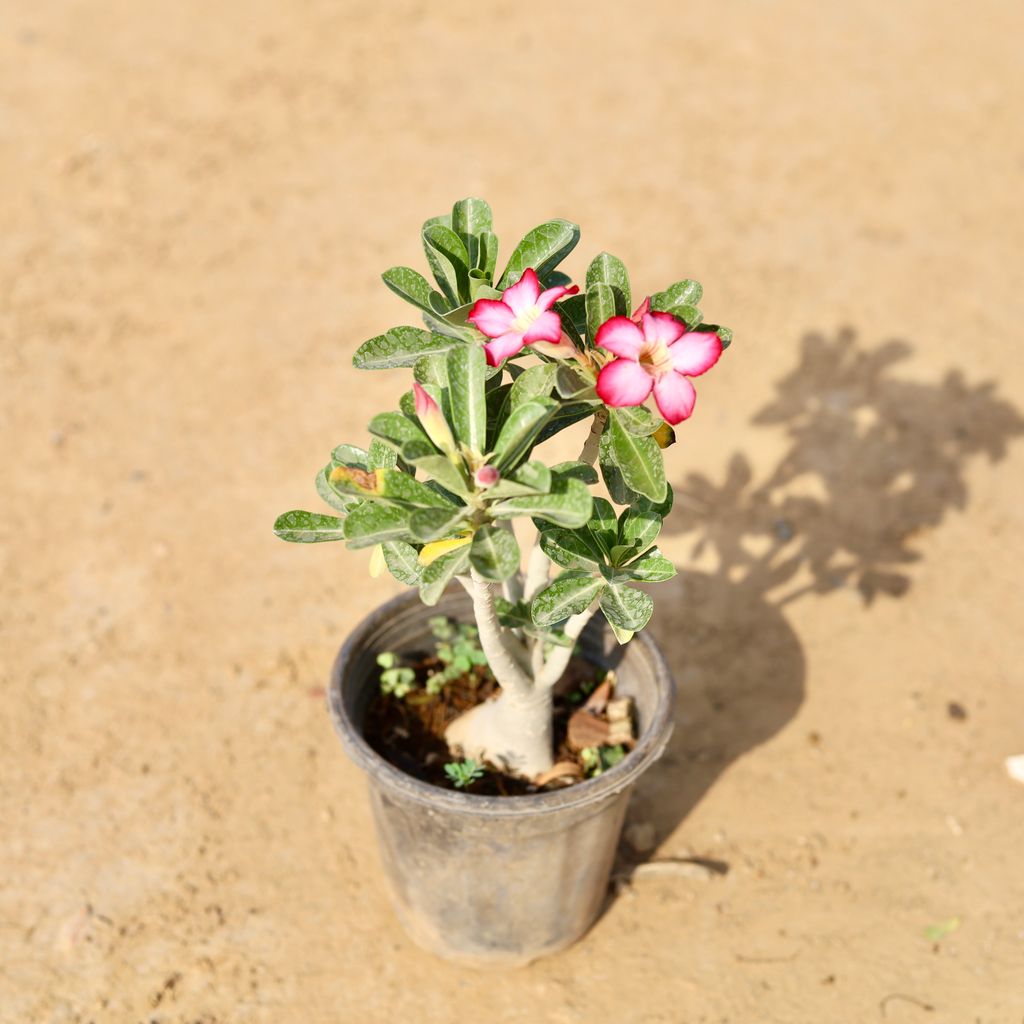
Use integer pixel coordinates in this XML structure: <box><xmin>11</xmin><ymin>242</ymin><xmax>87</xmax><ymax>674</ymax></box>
<box><xmin>412</xmin><ymin>382</ymin><xmax>457</xmax><ymax>455</ymax></box>
<box><xmin>474</xmin><ymin>465</ymin><xmax>500</xmax><ymax>488</ymax></box>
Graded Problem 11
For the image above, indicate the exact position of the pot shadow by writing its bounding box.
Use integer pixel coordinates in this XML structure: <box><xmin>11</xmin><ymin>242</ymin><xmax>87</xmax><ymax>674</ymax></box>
<box><xmin>617</xmin><ymin>325</ymin><xmax>1024</xmax><ymax>872</ymax></box>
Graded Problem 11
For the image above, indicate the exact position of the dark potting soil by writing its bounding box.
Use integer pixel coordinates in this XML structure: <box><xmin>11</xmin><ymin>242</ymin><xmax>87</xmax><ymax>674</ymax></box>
<box><xmin>362</xmin><ymin>652</ymin><xmax>609</xmax><ymax>797</ymax></box>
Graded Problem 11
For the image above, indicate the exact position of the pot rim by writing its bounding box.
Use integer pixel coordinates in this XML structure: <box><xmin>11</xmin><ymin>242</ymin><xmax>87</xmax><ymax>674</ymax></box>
<box><xmin>328</xmin><ymin>588</ymin><xmax>676</xmax><ymax>819</ymax></box>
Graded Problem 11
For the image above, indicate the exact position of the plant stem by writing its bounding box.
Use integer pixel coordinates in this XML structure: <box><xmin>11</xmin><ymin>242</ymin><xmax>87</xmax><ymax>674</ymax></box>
<box><xmin>467</xmin><ymin>568</ymin><xmax>532</xmax><ymax>696</ymax></box>
<box><xmin>579</xmin><ymin>406</ymin><xmax>608</xmax><ymax>467</ymax></box>
<box><xmin>536</xmin><ymin>596</ymin><xmax>602</xmax><ymax>690</ymax></box>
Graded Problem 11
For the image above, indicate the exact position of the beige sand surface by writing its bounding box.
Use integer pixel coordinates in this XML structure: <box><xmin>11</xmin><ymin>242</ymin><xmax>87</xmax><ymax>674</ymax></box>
<box><xmin>3</xmin><ymin>1</ymin><xmax>1023</xmax><ymax>1021</ymax></box>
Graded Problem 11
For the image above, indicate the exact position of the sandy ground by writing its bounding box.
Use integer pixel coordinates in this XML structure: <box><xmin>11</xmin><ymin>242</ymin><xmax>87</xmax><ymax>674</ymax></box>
<box><xmin>3</xmin><ymin>1</ymin><xmax>1024</xmax><ymax>1021</ymax></box>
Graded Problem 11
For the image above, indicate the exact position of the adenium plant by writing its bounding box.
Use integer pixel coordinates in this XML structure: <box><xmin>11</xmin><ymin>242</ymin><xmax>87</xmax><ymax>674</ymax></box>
<box><xmin>275</xmin><ymin>198</ymin><xmax>732</xmax><ymax>780</ymax></box>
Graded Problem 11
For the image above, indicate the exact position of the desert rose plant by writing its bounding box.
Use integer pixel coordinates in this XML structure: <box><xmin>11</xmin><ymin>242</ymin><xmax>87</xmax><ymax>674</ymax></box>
<box><xmin>275</xmin><ymin>198</ymin><xmax>732</xmax><ymax>779</ymax></box>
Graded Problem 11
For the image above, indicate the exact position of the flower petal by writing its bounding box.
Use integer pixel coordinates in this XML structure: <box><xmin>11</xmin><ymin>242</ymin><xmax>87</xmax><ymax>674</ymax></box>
<box><xmin>502</xmin><ymin>268</ymin><xmax>542</xmax><ymax>316</ymax></box>
<box><xmin>596</xmin><ymin>358</ymin><xmax>654</xmax><ymax>407</ymax></box>
<box><xmin>537</xmin><ymin>283</ymin><xmax>580</xmax><ymax>311</ymax></box>
<box><xmin>641</xmin><ymin>311</ymin><xmax>686</xmax><ymax>347</ymax></box>
<box><xmin>631</xmin><ymin>296</ymin><xmax>651</xmax><ymax>322</ymax></box>
<box><xmin>531</xmin><ymin>332</ymin><xmax>580</xmax><ymax>361</ymax></box>
<box><xmin>668</xmin><ymin>330</ymin><xmax>723</xmax><ymax>377</ymax></box>
<box><xmin>467</xmin><ymin>299</ymin><xmax>515</xmax><ymax>339</ymax></box>
<box><xmin>483</xmin><ymin>332</ymin><xmax>526</xmax><ymax>366</ymax></box>
<box><xmin>523</xmin><ymin>310</ymin><xmax>564</xmax><ymax>344</ymax></box>
<box><xmin>652</xmin><ymin>372</ymin><xmax>696</xmax><ymax>424</ymax></box>
<box><xmin>595</xmin><ymin>316</ymin><xmax>645</xmax><ymax>359</ymax></box>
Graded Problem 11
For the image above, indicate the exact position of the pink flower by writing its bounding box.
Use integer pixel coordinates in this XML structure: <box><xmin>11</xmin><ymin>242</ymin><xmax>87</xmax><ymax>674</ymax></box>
<box><xmin>467</xmin><ymin>268</ymin><xmax>579</xmax><ymax>366</ymax></box>
<box><xmin>594</xmin><ymin>313</ymin><xmax>722</xmax><ymax>424</ymax></box>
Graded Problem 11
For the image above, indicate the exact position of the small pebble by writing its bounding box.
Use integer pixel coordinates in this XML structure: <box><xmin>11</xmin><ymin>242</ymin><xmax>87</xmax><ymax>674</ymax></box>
<box><xmin>947</xmin><ymin>701</ymin><xmax>968</xmax><ymax>721</ymax></box>
<box><xmin>624</xmin><ymin>821</ymin><xmax>657</xmax><ymax>854</ymax></box>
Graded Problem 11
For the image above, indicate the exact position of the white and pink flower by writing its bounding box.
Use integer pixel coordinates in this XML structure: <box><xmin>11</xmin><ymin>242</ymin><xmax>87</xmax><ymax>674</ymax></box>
<box><xmin>595</xmin><ymin>312</ymin><xmax>722</xmax><ymax>424</ymax></box>
<box><xmin>467</xmin><ymin>268</ymin><xmax>579</xmax><ymax>366</ymax></box>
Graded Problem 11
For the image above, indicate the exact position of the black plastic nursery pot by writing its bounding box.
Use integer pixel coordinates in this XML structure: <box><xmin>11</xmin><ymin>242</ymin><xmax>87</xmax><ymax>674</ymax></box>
<box><xmin>328</xmin><ymin>587</ymin><xmax>676</xmax><ymax>967</ymax></box>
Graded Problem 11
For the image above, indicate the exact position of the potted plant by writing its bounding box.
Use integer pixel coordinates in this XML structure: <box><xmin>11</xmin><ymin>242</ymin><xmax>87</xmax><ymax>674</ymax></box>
<box><xmin>274</xmin><ymin>198</ymin><xmax>732</xmax><ymax>965</ymax></box>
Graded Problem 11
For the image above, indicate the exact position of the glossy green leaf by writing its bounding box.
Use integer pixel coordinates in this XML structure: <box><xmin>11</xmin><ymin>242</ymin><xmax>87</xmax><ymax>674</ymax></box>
<box><xmin>599</xmin><ymin>426</ymin><xmax>639</xmax><ymax>506</ymax></box>
<box><xmin>409</xmin><ymin>506</ymin><xmax>472</xmax><ymax>542</ymax></box>
<box><xmin>531</xmin><ymin>571</ymin><xmax>606</xmax><ymax>627</ymax></box>
<box><xmin>367</xmin><ymin>439</ymin><xmax>397</xmax><ymax>471</ymax></box>
<box><xmin>539</xmin><ymin>528</ymin><xmax>601</xmax><ymax>571</ymax></box>
<box><xmin>368</xmin><ymin>411</ymin><xmax>432</xmax><ymax>452</ymax></box>
<box><xmin>587</xmin><ymin>496</ymin><xmax>618</xmax><ymax>556</ymax></box>
<box><xmin>381</xmin><ymin>266</ymin><xmax>441</xmax><ymax>315</ymax></box>
<box><xmin>446</xmin><ymin>343</ymin><xmax>487</xmax><ymax>453</ymax></box>
<box><xmin>476</xmin><ymin>230</ymin><xmax>499</xmax><ymax>279</ymax></box>
<box><xmin>650</xmin><ymin>279</ymin><xmax>703</xmax><ymax>313</ymax></box>
<box><xmin>557</xmin><ymin>293</ymin><xmax>588</xmax><ymax>343</ymax></box>
<box><xmin>382</xmin><ymin>541</ymin><xmax>423</xmax><ymax>586</ymax></box>
<box><xmin>624</xmin><ymin>547</ymin><xmax>677</xmax><ymax>582</ymax></box>
<box><xmin>585</xmin><ymin>252</ymin><xmax>631</xmax><ymax>315</ymax></box>
<box><xmin>498</xmin><ymin>219</ymin><xmax>580</xmax><ymax>290</ymax></box>
<box><xmin>491</xmin><ymin>476</ymin><xmax>593</xmax><ymax>528</ymax></box>
<box><xmin>470</xmin><ymin>526</ymin><xmax>521</xmax><ymax>581</ymax></box>
<box><xmin>401</xmin><ymin>446</ymin><xmax>468</xmax><ymax>497</ymax></box>
<box><xmin>608</xmin><ymin>409</ymin><xmax>667</xmax><ymax>502</ymax></box>
<box><xmin>554</xmin><ymin>365</ymin><xmax>596</xmax><ymax>400</ymax></box>
<box><xmin>343</xmin><ymin>503</ymin><xmax>414</xmax><ymax>549</ymax></box>
<box><xmin>354</xmin><ymin>326</ymin><xmax>462</xmax><ymax>370</ymax></box>
<box><xmin>613</xmin><ymin>404</ymin><xmax>661</xmax><ymax>436</ymax></box>
<box><xmin>536</xmin><ymin>402</ymin><xmax>595</xmax><ymax>445</ymax></box>
<box><xmin>420</xmin><ymin>545</ymin><xmax>470</xmax><ymax>606</ymax></box>
<box><xmin>697</xmin><ymin>323</ymin><xmax>732</xmax><ymax>349</ymax></box>
<box><xmin>586</xmin><ymin>282</ymin><xmax>617</xmax><ymax>344</ymax></box>
<box><xmin>422</xmin><ymin>223</ymin><xmax>471</xmax><ymax>305</ymax></box>
<box><xmin>452</xmin><ymin>197</ymin><xmax>493</xmax><ymax>270</ymax></box>
<box><xmin>331</xmin><ymin>443</ymin><xmax>369</xmax><ymax>468</ymax></box>
<box><xmin>618</xmin><ymin>503</ymin><xmax>662</xmax><ymax>553</ymax></box>
<box><xmin>273</xmin><ymin>510</ymin><xmax>347</xmax><ymax>543</ymax></box>
<box><xmin>509</xmin><ymin>363</ymin><xmax>557</xmax><ymax>410</ymax></box>
<box><xmin>550</xmin><ymin>460</ymin><xmax>599</xmax><ymax>485</ymax></box>
<box><xmin>600</xmin><ymin>585</ymin><xmax>653</xmax><ymax>631</ymax></box>
<box><xmin>492</xmin><ymin>398</ymin><xmax>557</xmax><ymax>472</ymax></box>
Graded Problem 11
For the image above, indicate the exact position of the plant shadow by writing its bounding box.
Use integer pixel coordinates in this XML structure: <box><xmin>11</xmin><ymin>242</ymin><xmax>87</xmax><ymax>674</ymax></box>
<box><xmin>618</xmin><ymin>325</ymin><xmax>1024</xmax><ymax>868</ymax></box>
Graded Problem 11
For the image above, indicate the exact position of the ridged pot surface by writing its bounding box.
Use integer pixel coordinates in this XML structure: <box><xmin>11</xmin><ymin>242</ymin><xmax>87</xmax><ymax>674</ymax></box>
<box><xmin>328</xmin><ymin>588</ymin><xmax>676</xmax><ymax>966</ymax></box>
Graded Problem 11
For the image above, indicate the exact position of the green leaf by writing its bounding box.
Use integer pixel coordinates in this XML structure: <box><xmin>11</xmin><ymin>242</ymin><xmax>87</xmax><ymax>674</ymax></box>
<box><xmin>599</xmin><ymin>426</ymin><xmax>638</xmax><ymax>505</ymax></box>
<box><xmin>371</xmin><ymin>468</ymin><xmax>454</xmax><ymax>508</ymax></box>
<box><xmin>343</xmin><ymin>503</ymin><xmax>414</xmax><ymax>548</ymax></box>
<box><xmin>618</xmin><ymin>503</ymin><xmax>662</xmax><ymax>553</ymax></box>
<box><xmin>550</xmin><ymin>460</ymin><xmax>599</xmax><ymax>485</ymax></box>
<box><xmin>382</xmin><ymin>541</ymin><xmax>423</xmax><ymax>586</ymax></box>
<box><xmin>451</xmin><ymin>197</ymin><xmax>493</xmax><ymax>270</ymax></box>
<box><xmin>557</xmin><ymin>293</ymin><xmax>588</xmax><ymax>343</ymax></box>
<box><xmin>368</xmin><ymin>411</ymin><xmax>432</xmax><ymax>452</ymax></box>
<box><xmin>600</xmin><ymin>585</ymin><xmax>654</xmax><ymax>631</ymax></box>
<box><xmin>536</xmin><ymin>402</ymin><xmax>595</xmax><ymax>445</ymax></box>
<box><xmin>410</xmin><ymin>506</ymin><xmax>472</xmax><ymax>542</ymax></box>
<box><xmin>614</xmin><ymin>404</ymin><xmax>661</xmax><ymax>436</ymax></box>
<box><xmin>697</xmin><ymin>323</ymin><xmax>733</xmax><ymax>349</ymax></box>
<box><xmin>422</xmin><ymin>223</ymin><xmax>471</xmax><ymax>305</ymax></box>
<box><xmin>554</xmin><ymin>365</ymin><xmax>596</xmax><ymax>401</ymax></box>
<box><xmin>492</xmin><ymin>476</ymin><xmax>593</xmax><ymax>528</ymax></box>
<box><xmin>606</xmin><ymin>619</ymin><xmax>635</xmax><ymax>645</ymax></box>
<box><xmin>316</xmin><ymin>465</ymin><xmax>357</xmax><ymax>513</ymax></box>
<box><xmin>413</xmin><ymin>351</ymin><xmax>449</xmax><ymax>389</ymax></box>
<box><xmin>367</xmin><ymin>439</ymin><xmax>398</xmax><ymax>471</ymax></box>
<box><xmin>420</xmin><ymin>545</ymin><xmax>470</xmax><ymax>606</ymax></box>
<box><xmin>331</xmin><ymin>443</ymin><xmax>369</xmax><ymax>468</ymax></box>
<box><xmin>476</xmin><ymin>230</ymin><xmax>499</xmax><ymax>279</ymax></box>
<box><xmin>650</xmin><ymin>279</ymin><xmax>703</xmax><ymax>316</ymax></box>
<box><xmin>381</xmin><ymin>266</ymin><xmax>442</xmax><ymax>316</ymax></box>
<box><xmin>585</xmin><ymin>252</ymin><xmax>631</xmax><ymax>315</ymax></box>
<box><xmin>539</xmin><ymin>528</ymin><xmax>601</xmax><ymax>571</ymax></box>
<box><xmin>509</xmin><ymin>363</ymin><xmax>557</xmax><ymax>410</ymax></box>
<box><xmin>469</xmin><ymin>526</ymin><xmax>521</xmax><ymax>581</ymax></box>
<box><xmin>586</xmin><ymin>282</ymin><xmax>617</xmax><ymax>344</ymax></box>
<box><xmin>608</xmin><ymin>409</ymin><xmax>667</xmax><ymax>502</ymax></box>
<box><xmin>587</xmin><ymin>496</ymin><xmax>619</xmax><ymax>555</ymax></box>
<box><xmin>623</xmin><ymin>547</ymin><xmax>676</xmax><ymax>582</ymax></box>
<box><xmin>483</xmin><ymin>461</ymin><xmax>551</xmax><ymax>499</ymax></box>
<box><xmin>354</xmin><ymin>326</ymin><xmax>462</xmax><ymax>370</ymax></box>
<box><xmin>492</xmin><ymin>398</ymin><xmax>557</xmax><ymax>472</ymax></box>
<box><xmin>498</xmin><ymin>219</ymin><xmax>581</xmax><ymax>290</ymax></box>
<box><xmin>400</xmin><ymin>446</ymin><xmax>468</xmax><ymax>497</ymax></box>
<box><xmin>273</xmin><ymin>510</ymin><xmax>347</xmax><ymax>543</ymax></box>
<box><xmin>446</xmin><ymin>343</ymin><xmax>487</xmax><ymax>453</ymax></box>
<box><xmin>531</xmin><ymin>572</ymin><xmax>606</xmax><ymax>627</ymax></box>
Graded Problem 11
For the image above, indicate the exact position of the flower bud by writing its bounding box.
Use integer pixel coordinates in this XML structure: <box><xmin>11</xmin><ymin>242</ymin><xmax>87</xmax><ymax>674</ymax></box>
<box><xmin>474</xmin><ymin>464</ymin><xmax>500</xmax><ymax>488</ymax></box>
<box><xmin>412</xmin><ymin>382</ymin><xmax>457</xmax><ymax>456</ymax></box>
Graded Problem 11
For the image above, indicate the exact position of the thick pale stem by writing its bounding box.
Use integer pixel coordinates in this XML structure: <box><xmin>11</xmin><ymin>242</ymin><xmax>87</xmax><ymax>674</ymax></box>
<box><xmin>466</xmin><ymin>569</ymin><xmax>532</xmax><ymax>693</ymax></box>
<box><xmin>524</xmin><ymin>539</ymin><xmax>551</xmax><ymax>601</ymax></box>
<box><xmin>579</xmin><ymin>407</ymin><xmax>608</xmax><ymax>468</ymax></box>
<box><xmin>536</xmin><ymin>597</ymin><xmax>601</xmax><ymax>690</ymax></box>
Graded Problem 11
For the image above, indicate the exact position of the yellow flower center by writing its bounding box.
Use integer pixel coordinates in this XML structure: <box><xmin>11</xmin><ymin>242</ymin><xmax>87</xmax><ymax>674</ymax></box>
<box><xmin>511</xmin><ymin>305</ymin><xmax>542</xmax><ymax>334</ymax></box>
<box><xmin>638</xmin><ymin>340</ymin><xmax>673</xmax><ymax>378</ymax></box>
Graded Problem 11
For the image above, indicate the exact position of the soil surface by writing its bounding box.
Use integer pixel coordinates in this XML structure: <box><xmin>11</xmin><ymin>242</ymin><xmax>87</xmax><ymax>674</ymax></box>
<box><xmin>3</xmin><ymin>2</ymin><xmax>1024</xmax><ymax>1022</ymax></box>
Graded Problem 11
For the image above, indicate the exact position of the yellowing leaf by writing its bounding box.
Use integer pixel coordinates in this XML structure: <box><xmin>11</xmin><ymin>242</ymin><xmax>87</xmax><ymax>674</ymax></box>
<box><xmin>418</xmin><ymin>533</ymin><xmax>472</xmax><ymax>566</ymax></box>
